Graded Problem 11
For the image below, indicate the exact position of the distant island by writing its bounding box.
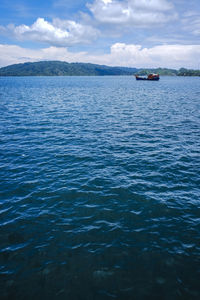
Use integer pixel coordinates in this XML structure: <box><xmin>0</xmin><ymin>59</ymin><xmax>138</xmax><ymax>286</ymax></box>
<box><xmin>0</xmin><ymin>61</ymin><xmax>199</xmax><ymax>76</ymax></box>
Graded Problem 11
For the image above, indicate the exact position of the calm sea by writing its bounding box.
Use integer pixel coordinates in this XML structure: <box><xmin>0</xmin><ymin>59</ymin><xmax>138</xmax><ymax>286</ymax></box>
<box><xmin>0</xmin><ymin>76</ymin><xmax>200</xmax><ymax>299</ymax></box>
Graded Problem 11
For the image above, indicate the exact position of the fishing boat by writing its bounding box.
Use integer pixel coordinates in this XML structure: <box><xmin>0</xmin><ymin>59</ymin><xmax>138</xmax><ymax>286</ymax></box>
<box><xmin>135</xmin><ymin>73</ymin><xmax>159</xmax><ymax>81</ymax></box>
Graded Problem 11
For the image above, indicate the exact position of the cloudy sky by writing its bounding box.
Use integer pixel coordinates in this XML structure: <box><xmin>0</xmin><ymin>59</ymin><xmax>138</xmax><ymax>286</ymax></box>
<box><xmin>0</xmin><ymin>0</ymin><xmax>200</xmax><ymax>68</ymax></box>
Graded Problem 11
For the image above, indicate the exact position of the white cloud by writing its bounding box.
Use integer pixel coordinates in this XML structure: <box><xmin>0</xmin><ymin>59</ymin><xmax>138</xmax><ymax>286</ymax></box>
<box><xmin>0</xmin><ymin>44</ymin><xmax>86</xmax><ymax>67</ymax></box>
<box><xmin>88</xmin><ymin>0</ymin><xmax>177</xmax><ymax>27</ymax></box>
<box><xmin>107</xmin><ymin>43</ymin><xmax>200</xmax><ymax>68</ymax></box>
<box><xmin>0</xmin><ymin>43</ymin><xmax>200</xmax><ymax>69</ymax></box>
<box><xmin>102</xmin><ymin>0</ymin><xmax>112</xmax><ymax>4</ymax></box>
<box><xmin>0</xmin><ymin>18</ymin><xmax>99</xmax><ymax>47</ymax></box>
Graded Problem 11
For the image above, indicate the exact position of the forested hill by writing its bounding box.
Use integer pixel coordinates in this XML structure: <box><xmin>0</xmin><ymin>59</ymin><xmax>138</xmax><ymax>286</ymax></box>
<box><xmin>0</xmin><ymin>61</ymin><xmax>199</xmax><ymax>76</ymax></box>
<box><xmin>0</xmin><ymin>61</ymin><xmax>138</xmax><ymax>76</ymax></box>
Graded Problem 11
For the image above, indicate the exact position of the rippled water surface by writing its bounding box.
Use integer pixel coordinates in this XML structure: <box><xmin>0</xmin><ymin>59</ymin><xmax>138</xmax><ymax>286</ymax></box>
<box><xmin>0</xmin><ymin>76</ymin><xmax>200</xmax><ymax>299</ymax></box>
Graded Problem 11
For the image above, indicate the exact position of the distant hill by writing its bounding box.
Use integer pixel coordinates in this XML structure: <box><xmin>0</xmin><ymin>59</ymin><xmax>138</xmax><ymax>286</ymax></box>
<box><xmin>0</xmin><ymin>61</ymin><xmax>199</xmax><ymax>76</ymax></box>
<box><xmin>0</xmin><ymin>61</ymin><xmax>138</xmax><ymax>76</ymax></box>
<box><xmin>177</xmin><ymin>68</ymin><xmax>200</xmax><ymax>76</ymax></box>
<box><xmin>136</xmin><ymin>68</ymin><xmax>178</xmax><ymax>76</ymax></box>
<box><xmin>137</xmin><ymin>68</ymin><xmax>200</xmax><ymax>76</ymax></box>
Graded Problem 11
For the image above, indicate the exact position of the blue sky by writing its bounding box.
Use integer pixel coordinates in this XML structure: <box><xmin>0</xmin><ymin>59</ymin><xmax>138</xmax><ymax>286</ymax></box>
<box><xmin>0</xmin><ymin>0</ymin><xmax>200</xmax><ymax>68</ymax></box>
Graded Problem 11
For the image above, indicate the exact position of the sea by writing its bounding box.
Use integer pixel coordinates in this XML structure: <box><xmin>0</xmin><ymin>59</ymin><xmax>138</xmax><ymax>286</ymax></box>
<box><xmin>0</xmin><ymin>76</ymin><xmax>200</xmax><ymax>300</ymax></box>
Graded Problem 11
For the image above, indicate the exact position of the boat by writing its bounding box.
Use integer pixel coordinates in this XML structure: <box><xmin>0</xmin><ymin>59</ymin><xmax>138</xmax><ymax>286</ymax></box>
<box><xmin>135</xmin><ymin>73</ymin><xmax>159</xmax><ymax>81</ymax></box>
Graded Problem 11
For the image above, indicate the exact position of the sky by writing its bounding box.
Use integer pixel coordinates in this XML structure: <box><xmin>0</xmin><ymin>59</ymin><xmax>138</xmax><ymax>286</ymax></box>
<box><xmin>0</xmin><ymin>0</ymin><xmax>200</xmax><ymax>68</ymax></box>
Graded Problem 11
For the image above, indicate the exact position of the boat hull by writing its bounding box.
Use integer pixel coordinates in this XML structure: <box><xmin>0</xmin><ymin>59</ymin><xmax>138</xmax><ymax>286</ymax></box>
<box><xmin>136</xmin><ymin>77</ymin><xmax>159</xmax><ymax>81</ymax></box>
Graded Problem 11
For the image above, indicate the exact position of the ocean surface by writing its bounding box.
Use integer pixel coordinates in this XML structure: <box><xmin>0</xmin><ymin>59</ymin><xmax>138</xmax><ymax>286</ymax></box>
<box><xmin>0</xmin><ymin>76</ymin><xmax>200</xmax><ymax>299</ymax></box>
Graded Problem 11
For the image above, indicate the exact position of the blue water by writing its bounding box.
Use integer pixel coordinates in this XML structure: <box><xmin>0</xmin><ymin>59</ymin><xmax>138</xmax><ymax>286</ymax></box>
<box><xmin>0</xmin><ymin>76</ymin><xmax>200</xmax><ymax>299</ymax></box>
